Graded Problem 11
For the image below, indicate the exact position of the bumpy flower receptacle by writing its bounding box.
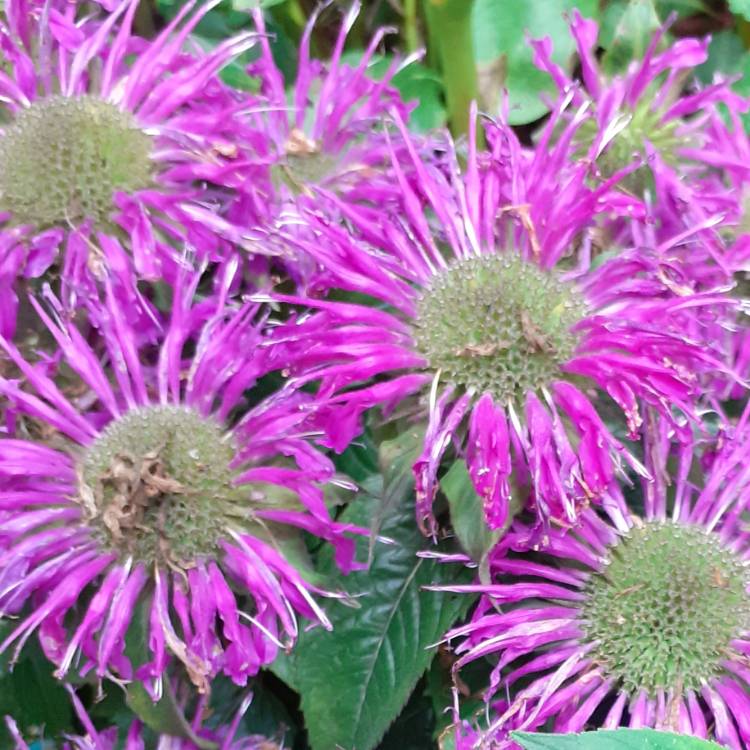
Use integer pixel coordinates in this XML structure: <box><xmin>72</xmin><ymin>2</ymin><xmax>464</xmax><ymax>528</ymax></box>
<box><xmin>79</xmin><ymin>405</ymin><xmax>243</xmax><ymax>568</ymax></box>
<box><xmin>414</xmin><ymin>254</ymin><xmax>586</xmax><ymax>403</ymax></box>
<box><xmin>0</xmin><ymin>96</ymin><xmax>152</xmax><ymax>229</ymax></box>
<box><xmin>576</xmin><ymin>97</ymin><xmax>685</xmax><ymax>193</ymax></box>
<box><xmin>582</xmin><ymin>520</ymin><xmax>750</xmax><ymax>696</ymax></box>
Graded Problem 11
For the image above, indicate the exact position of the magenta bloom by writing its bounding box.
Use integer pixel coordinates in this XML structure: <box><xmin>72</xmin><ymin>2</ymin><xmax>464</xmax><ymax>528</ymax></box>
<box><xmin>0</xmin><ymin>0</ymin><xmax>257</xmax><ymax>336</ymax></box>
<box><xmin>6</xmin><ymin>684</ymin><xmax>283</xmax><ymax>749</ymax></box>
<box><xmin>437</xmin><ymin>417</ymin><xmax>750</xmax><ymax>748</ymax></box>
<box><xmin>532</xmin><ymin>11</ymin><xmax>747</xmax><ymax>232</ymax></box>
<box><xmin>233</xmin><ymin>2</ymin><xmax>416</xmax><ymax>237</ymax></box>
<box><xmin>276</xmin><ymin>113</ymin><xmax>735</xmax><ymax>535</ymax></box>
<box><xmin>0</xmin><ymin>267</ymin><xmax>362</xmax><ymax>695</ymax></box>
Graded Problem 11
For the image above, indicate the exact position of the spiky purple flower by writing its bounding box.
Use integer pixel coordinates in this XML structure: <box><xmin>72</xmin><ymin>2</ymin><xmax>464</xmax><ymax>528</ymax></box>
<box><xmin>532</xmin><ymin>11</ymin><xmax>746</xmax><ymax>230</ymax></box>
<box><xmin>6</xmin><ymin>683</ymin><xmax>284</xmax><ymax>749</ymax></box>
<box><xmin>241</xmin><ymin>1</ymin><xmax>414</xmax><ymax>218</ymax></box>
<box><xmin>437</xmin><ymin>416</ymin><xmax>750</xmax><ymax>748</ymax></box>
<box><xmin>0</xmin><ymin>266</ymin><xmax>362</xmax><ymax>695</ymax></box>
<box><xmin>0</xmin><ymin>0</ymin><xmax>257</xmax><ymax>336</ymax></box>
<box><xmin>276</xmin><ymin>113</ymin><xmax>735</xmax><ymax>535</ymax></box>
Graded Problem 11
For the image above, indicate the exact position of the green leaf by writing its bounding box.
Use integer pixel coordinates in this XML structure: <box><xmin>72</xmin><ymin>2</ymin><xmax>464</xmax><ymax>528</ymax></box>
<box><xmin>193</xmin><ymin>35</ymin><xmax>259</xmax><ymax>92</ymax></box>
<box><xmin>339</xmin><ymin>51</ymin><xmax>446</xmax><ymax>133</ymax></box>
<box><xmin>201</xmin><ymin>673</ymin><xmax>298</xmax><ymax>746</ymax></box>
<box><xmin>291</xmin><ymin>445</ymin><xmax>475</xmax><ymax>750</ymax></box>
<box><xmin>729</xmin><ymin>0</ymin><xmax>750</xmax><ymax>20</ymax></box>
<box><xmin>156</xmin><ymin>0</ymin><xmax>262</xmax><ymax>91</ymax></box>
<box><xmin>233</xmin><ymin>0</ymin><xmax>287</xmax><ymax>8</ymax></box>
<box><xmin>695</xmin><ymin>30</ymin><xmax>750</xmax><ymax>130</ymax></box>
<box><xmin>471</xmin><ymin>0</ymin><xmax>599</xmax><ymax>125</ymax></box>
<box><xmin>156</xmin><ymin>0</ymin><xmax>250</xmax><ymax>38</ymax></box>
<box><xmin>334</xmin><ymin>425</ymin><xmax>379</xmax><ymax>484</ymax></box>
<box><xmin>441</xmin><ymin>460</ymin><xmax>500</xmax><ymax>564</ymax></box>
<box><xmin>378</xmin><ymin>681</ymin><xmax>436</xmax><ymax>750</ymax></box>
<box><xmin>373</xmin><ymin>426</ymin><xmax>425</xmax><ymax>550</ymax></box>
<box><xmin>126</xmin><ymin>682</ymin><xmax>191</xmax><ymax>738</ymax></box>
<box><xmin>0</xmin><ymin>644</ymin><xmax>73</xmax><ymax>739</ymax></box>
<box><xmin>512</xmin><ymin>728</ymin><xmax>724</xmax><ymax>750</ymax></box>
<box><xmin>123</xmin><ymin>599</ymin><xmax>214</xmax><ymax>747</ymax></box>
<box><xmin>266</xmin><ymin>649</ymin><xmax>298</xmax><ymax>692</ymax></box>
<box><xmin>696</xmin><ymin>30</ymin><xmax>748</xmax><ymax>86</ymax></box>
<box><xmin>392</xmin><ymin>62</ymin><xmax>447</xmax><ymax>133</ymax></box>
<box><xmin>600</xmin><ymin>0</ymin><xmax>662</xmax><ymax>75</ymax></box>
<box><xmin>426</xmin><ymin>650</ymin><xmax>486</xmax><ymax>744</ymax></box>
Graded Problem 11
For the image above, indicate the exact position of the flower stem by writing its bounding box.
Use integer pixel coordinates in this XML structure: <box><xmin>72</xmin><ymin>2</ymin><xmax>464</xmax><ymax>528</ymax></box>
<box><xmin>423</xmin><ymin>0</ymin><xmax>479</xmax><ymax>138</ymax></box>
<box><xmin>738</xmin><ymin>18</ymin><xmax>750</xmax><ymax>49</ymax></box>
<box><xmin>134</xmin><ymin>1</ymin><xmax>156</xmax><ymax>38</ymax></box>
<box><xmin>404</xmin><ymin>0</ymin><xmax>420</xmax><ymax>54</ymax></box>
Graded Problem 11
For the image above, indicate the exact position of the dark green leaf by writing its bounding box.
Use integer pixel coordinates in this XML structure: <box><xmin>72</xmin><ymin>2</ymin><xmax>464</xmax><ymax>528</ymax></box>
<box><xmin>334</xmin><ymin>426</ymin><xmax>379</xmax><ymax>484</ymax></box>
<box><xmin>378</xmin><ymin>681</ymin><xmax>436</xmax><ymax>750</ymax></box>
<box><xmin>240</xmin><ymin>677</ymin><xmax>297</xmax><ymax>741</ymax></box>
<box><xmin>123</xmin><ymin>599</ymin><xmax>211</xmax><ymax>746</ymax></box>
<box><xmin>426</xmin><ymin>649</ymin><xmax>486</xmax><ymax>744</ymax></box>
<box><xmin>441</xmin><ymin>460</ymin><xmax>500</xmax><ymax>564</ymax></box>
<box><xmin>0</xmin><ymin>645</ymin><xmax>73</xmax><ymax>739</ymax></box>
<box><xmin>156</xmin><ymin>0</ymin><xmax>250</xmax><ymax>38</ymax></box>
<box><xmin>86</xmin><ymin>683</ymin><xmax>135</xmax><ymax>737</ymax></box>
<box><xmin>266</xmin><ymin>649</ymin><xmax>298</xmax><ymax>693</ymax></box>
<box><xmin>290</xmin><ymin>446</ymin><xmax>474</xmax><ymax>750</ymax></box>
<box><xmin>512</xmin><ymin>728</ymin><xmax>724</xmax><ymax>750</ymax></box>
<box><xmin>471</xmin><ymin>0</ymin><xmax>599</xmax><ymax>125</ymax></box>
<box><xmin>126</xmin><ymin>682</ymin><xmax>190</xmax><ymax>737</ymax></box>
<box><xmin>202</xmin><ymin>673</ymin><xmax>298</xmax><ymax>745</ymax></box>
<box><xmin>371</xmin><ymin>426</ymin><xmax>425</xmax><ymax>561</ymax></box>
<box><xmin>127</xmin><ymin>680</ymin><xmax>217</xmax><ymax>750</ymax></box>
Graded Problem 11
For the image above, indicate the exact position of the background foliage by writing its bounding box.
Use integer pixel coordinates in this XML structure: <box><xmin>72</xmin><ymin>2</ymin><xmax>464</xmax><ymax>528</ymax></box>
<box><xmin>1</xmin><ymin>0</ymin><xmax>744</xmax><ymax>748</ymax></box>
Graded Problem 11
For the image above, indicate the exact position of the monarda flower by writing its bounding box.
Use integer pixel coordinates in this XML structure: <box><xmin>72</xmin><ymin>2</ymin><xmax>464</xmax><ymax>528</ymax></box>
<box><xmin>0</xmin><ymin>269</ymin><xmax>362</xmax><ymax>696</ymax></box>
<box><xmin>532</xmin><ymin>11</ymin><xmax>746</xmax><ymax>231</ymax></box>
<box><xmin>275</xmin><ymin>113</ymin><xmax>734</xmax><ymax>536</ymax></box>
<box><xmin>6</xmin><ymin>683</ymin><xmax>284</xmax><ymax>749</ymax></box>
<box><xmin>0</xmin><ymin>0</ymin><xmax>257</xmax><ymax>335</ymax></box>
<box><xmin>231</xmin><ymin>1</ymin><xmax>419</xmax><ymax>290</ymax></box>
<box><xmin>437</xmin><ymin>418</ymin><xmax>750</xmax><ymax>748</ymax></box>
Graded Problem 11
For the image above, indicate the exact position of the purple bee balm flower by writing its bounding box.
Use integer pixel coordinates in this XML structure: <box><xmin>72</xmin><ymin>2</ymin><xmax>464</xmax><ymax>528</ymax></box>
<box><xmin>274</xmin><ymin>112</ymin><xmax>736</xmax><ymax>536</ymax></box>
<box><xmin>0</xmin><ymin>267</ymin><xmax>364</xmax><ymax>696</ymax></box>
<box><xmin>435</xmin><ymin>415</ymin><xmax>750</xmax><ymax>748</ymax></box>
<box><xmin>229</xmin><ymin>1</ymin><xmax>420</xmax><ymax>290</ymax></box>
<box><xmin>6</xmin><ymin>684</ymin><xmax>285</xmax><ymax>749</ymax></box>
<box><xmin>695</xmin><ymin>100</ymin><xmax>750</xmax><ymax>239</ymax></box>
<box><xmin>0</xmin><ymin>0</ymin><xmax>259</xmax><ymax>336</ymax></box>
<box><xmin>532</xmin><ymin>11</ymin><xmax>747</xmax><ymax>232</ymax></box>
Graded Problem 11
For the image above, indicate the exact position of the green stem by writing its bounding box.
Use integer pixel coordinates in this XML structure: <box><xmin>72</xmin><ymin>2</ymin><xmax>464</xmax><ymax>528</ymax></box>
<box><xmin>404</xmin><ymin>0</ymin><xmax>419</xmax><ymax>54</ymax></box>
<box><xmin>123</xmin><ymin>599</ymin><xmax>217</xmax><ymax>750</ymax></box>
<box><xmin>126</xmin><ymin>677</ymin><xmax>217</xmax><ymax>750</ymax></box>
<box><xmin>134</xmin><ymin>1</ymin><xmax>156</xmax><ymax>38</ymax></box>
<box><xmin>423</xmin><ymin>0</ymin><xmax>479</xmax><ymax>138</ymax></box>
<box><xmin>738</xmin><ymin>18</ymin><xmax>750</xmax><ymax>49</ymax></box>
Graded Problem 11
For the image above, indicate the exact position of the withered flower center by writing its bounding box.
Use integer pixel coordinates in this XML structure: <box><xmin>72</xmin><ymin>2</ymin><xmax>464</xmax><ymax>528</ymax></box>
<box><xmin>78</xmin><ymin>405</ymin><xmax>242</xmax><ymax>569</ymax></box>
